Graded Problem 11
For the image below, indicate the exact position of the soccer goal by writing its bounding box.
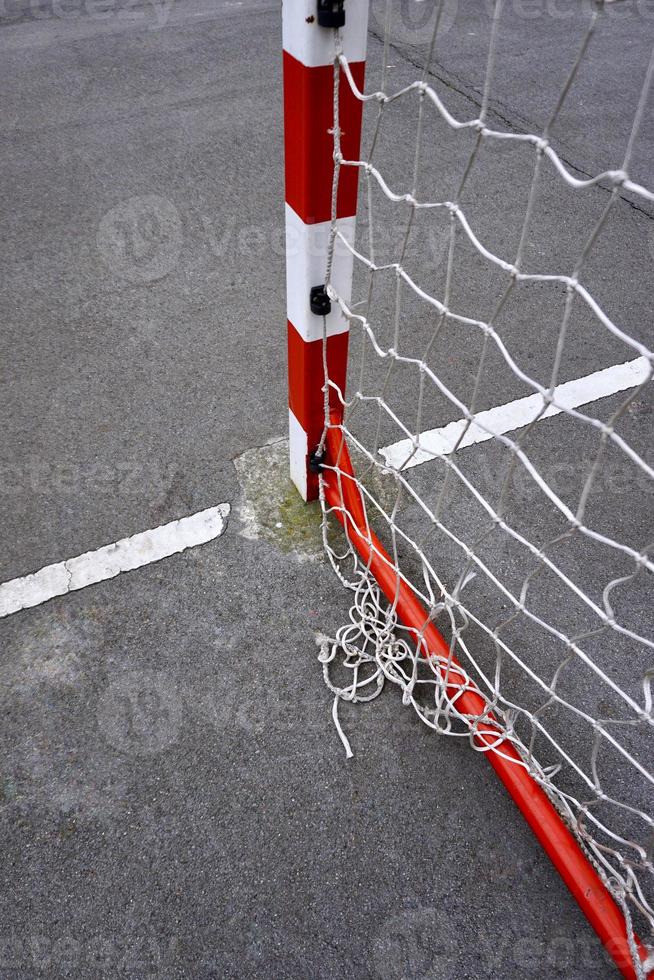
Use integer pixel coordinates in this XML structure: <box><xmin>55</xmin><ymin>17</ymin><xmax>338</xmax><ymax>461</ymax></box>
<box><xmin>283</xmin><ymin>2</ymin><xmax>654</xmax><ymax>976</ymax></box>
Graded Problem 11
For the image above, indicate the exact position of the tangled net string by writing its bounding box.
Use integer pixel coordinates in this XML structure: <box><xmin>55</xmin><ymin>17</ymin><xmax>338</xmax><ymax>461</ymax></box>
<box><xmin>315</xmin><ymin>0</ymin><xmax>654</xmax><ymax>971</ymax></box>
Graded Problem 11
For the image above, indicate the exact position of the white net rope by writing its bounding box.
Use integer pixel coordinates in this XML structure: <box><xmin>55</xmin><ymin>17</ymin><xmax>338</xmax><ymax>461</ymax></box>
<box><xmin>316</xmin><ymin>0</ymin><xmax>654</xmax><ymax>969</ymax></box>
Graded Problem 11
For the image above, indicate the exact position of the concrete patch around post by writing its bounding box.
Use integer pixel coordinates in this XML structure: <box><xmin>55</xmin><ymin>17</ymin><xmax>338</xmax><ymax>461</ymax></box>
<box><xmin>233</xmin><ymin>437</ymin><xmax>324</xmax><ymax>560</ymax></box>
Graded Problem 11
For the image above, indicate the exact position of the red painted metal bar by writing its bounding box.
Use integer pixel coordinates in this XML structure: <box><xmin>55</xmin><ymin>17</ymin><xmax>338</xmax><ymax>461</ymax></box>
<box><xmin>323</xmin><ymin>423</ymin><xmax>651</xmax><ymax>980</ymax></box>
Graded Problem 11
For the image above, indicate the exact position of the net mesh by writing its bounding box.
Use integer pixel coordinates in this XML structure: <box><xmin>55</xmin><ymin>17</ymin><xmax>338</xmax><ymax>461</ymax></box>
<box><xmin>315</xmin><ymin>0</ymin><xmax>654</xmax><ymax>970</ymax></box>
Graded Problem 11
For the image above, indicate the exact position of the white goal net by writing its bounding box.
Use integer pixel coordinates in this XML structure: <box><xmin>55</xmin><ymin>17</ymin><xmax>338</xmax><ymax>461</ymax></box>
<box><xmin>315</xmin><ymin>0</ymin><xmax>654</xmax><ymax>972</ymax></box>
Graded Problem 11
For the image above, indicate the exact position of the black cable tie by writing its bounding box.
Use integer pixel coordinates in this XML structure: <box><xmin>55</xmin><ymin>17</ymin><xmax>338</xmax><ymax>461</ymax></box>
<box><xmin>310</xmin><ymin>284</ymin><xmax>331</xmax><ymax>316</ymax></box>
<box><xmin>317</xmin><ymin>0</ymin><xmax>345</xmax><ymax>29</ymax></box>
<box><xmin>309</xmin><ymin>449</ymin><xmax>326</xmax><ymax>474</ymax></box>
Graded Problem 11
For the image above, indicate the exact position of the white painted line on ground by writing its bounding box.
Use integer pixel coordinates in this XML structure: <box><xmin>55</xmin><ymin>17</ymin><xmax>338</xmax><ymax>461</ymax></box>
<box><xmin>380</xmin><ymin>356</ymin><xmax>651</xmax><ymax>471</ymax></box>
<box><xmin>0</xmin><ymin>504</ymin><xmax>230</xmax><ymax>619</ymax></box>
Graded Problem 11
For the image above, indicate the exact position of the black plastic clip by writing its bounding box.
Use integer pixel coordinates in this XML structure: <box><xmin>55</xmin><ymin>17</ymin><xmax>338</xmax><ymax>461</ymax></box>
<box><xmin>309</xmin><ymin>448</ymin><xmax>325</xmax><ymax>474</ymax></box>
<box><xmin>317</xmin><ymin>0</ymin><xmax>345</xmax><ymax>29</ymax></box>
<box><xmin>310</xmin><ymin>284</ymin><xmax>331</xmax><ymax>317</ymax></box>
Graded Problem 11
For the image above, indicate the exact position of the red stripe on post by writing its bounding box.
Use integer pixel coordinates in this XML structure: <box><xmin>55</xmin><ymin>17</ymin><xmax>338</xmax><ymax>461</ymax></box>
<box><xmin>283</xmin><ymin>51</ymin><xmax>365</xmax><ymax>225</ymax></box>
<box><xmin>288</xmin><ymin>320</ymin><xmax>349</xmax><ymax>435</ymax></box>
<box><xmin>288</xmin><ymin>320</ymin><xmax>349</xmax><ymax>499</ymax></box>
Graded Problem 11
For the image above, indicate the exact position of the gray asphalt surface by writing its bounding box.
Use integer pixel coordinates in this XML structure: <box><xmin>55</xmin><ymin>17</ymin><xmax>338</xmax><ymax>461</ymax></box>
<box><xmin>1</xmin><ymin>1</ymin><xmax>652</xmax><ymax>978</ymax></box>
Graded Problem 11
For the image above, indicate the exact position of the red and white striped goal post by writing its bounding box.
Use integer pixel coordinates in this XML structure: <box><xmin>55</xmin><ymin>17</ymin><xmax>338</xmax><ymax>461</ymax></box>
<box><xmin>283</xmin><ymin>0</ymin><xmax>367</xmax><ymax>501</ymax></box>
<box><xmin>282</xmin><ymin>3</ymin><xmax>653</xmax><ymax>977</ymax></box>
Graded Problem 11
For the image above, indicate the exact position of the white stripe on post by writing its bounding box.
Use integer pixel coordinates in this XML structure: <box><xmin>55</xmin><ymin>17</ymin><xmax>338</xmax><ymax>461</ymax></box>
<box><xmin>282</xmin><ymin>0</ymin><xmax>369</xmax><ymax>66</ymax></box>
<box><xmin>289</xmin><ymin>407</ymin><xmax>310</xmax><ymax>502</ymax></box>
<box><xmin>284</xmin><ymin>205</ymin><xmax>355</xmax><ymax>344</ymax></box>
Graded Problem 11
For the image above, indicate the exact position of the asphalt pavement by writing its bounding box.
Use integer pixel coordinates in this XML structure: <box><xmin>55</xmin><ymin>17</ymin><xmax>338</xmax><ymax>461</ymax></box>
<box><xmin>1</xmin><ymin>1</ymin><xmax>652</xmax><ymax>977</ymax></box>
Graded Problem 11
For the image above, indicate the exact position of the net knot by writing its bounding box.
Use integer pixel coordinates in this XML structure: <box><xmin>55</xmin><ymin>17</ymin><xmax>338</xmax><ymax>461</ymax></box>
<box><xmin>609</xmin><ymin>169</ymin><xmax>628</xmax><ymax>186</ymax></box>
<box><xmin>401</xmin><ymin>686</ymin><xmax>414</xmax><ymax>706</ymax></box>
<box><xmin>315</xmin><ymin>632</ymin><xmax>335</xmax><ymax>664</ymax></box>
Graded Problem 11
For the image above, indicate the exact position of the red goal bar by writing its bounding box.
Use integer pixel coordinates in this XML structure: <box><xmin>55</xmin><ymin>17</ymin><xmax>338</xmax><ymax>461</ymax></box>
<box><xmin>322</xmin><ymin>417</ymin><xmax>651</xmax><ymax>980</ymax></box>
